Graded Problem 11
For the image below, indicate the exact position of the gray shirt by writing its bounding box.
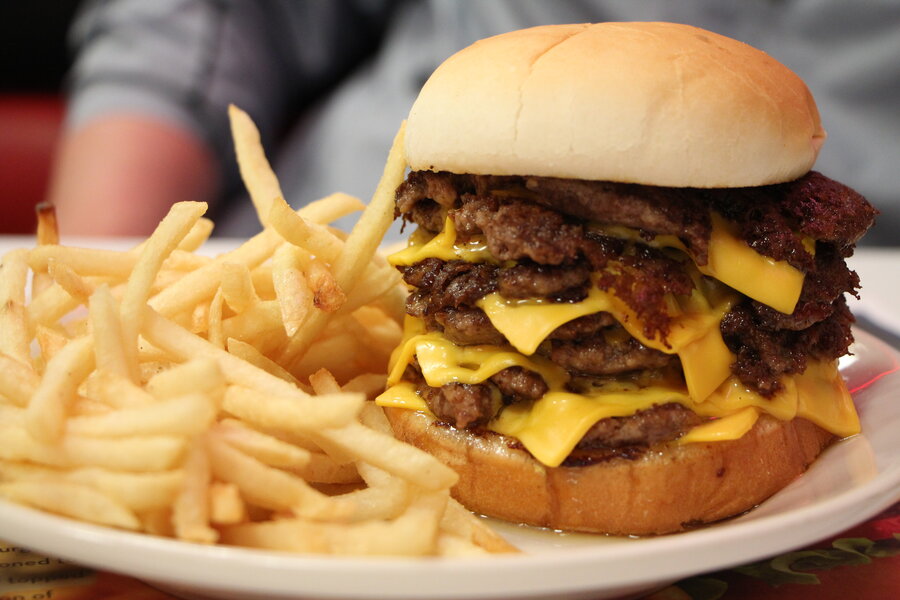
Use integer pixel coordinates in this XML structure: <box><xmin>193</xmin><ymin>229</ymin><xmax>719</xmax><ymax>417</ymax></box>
<box><xmin>67</xmin><ymin>0</ymin><xmax>900</xmax><ymax>244</ymax></box>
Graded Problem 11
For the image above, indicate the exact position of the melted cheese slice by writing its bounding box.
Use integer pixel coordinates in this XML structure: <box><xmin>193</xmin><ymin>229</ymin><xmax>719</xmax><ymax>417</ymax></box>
<box><xmin>392</xmin><ymin>212</ymin><xmax>806</xmax><ymax>315</ymax></box>
<box><xmin>592</xmin><ymin>214</ymin><xmax>807</xmax><ymax>314</ymax></box>
<box><xmin>376</xmin><ymin>326</ymin><xmax>859</xmax><ymax>467</ymax></box>
<box><xmin>703</xmin><ymin>213</ymin><xmax>804</xmax><ymax>314</ymax></box>
<box><xmin>477</xmin><ymin>284</ymin><xmax>735</xmax><ymax>402</ymax></box>
<box><xmin>388</xmin><ymin>217</ymin><xmax>495</xmax><ymax>266</ymax></box>
<box><xmin>380</xmin><ymin>212</ymin><xmax>850</xmax><ymax>468</ymax></box>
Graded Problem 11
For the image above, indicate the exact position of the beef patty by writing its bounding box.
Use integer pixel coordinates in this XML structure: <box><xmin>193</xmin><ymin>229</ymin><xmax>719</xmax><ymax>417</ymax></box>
<box><xmin>392</xmin><ymin>169</ymin><xmax>873</xmax><ymax>450</ymax></box>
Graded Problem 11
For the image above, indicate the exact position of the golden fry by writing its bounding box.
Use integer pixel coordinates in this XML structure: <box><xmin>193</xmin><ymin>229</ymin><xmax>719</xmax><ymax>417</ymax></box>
<box><xmin>226</xmin><ymin>338</ymin><xmax>299</xmax><ymax>385</ymax></box>
<box><xmin>0</xmin><ymin>353</ymin><xmax>40</xmax><ymax>407</ymax></box>
<box><xmin>0</xmin><ymin>111</ymin><xmax>514</xmax><ymax>556</ymax></box>
<box><xmin>173</xmin><ymin>435</ymin><xmax>217</xmax><ymax>544</ymax></box>
<box><xmin>271</xmin><ymin>243</ymin><xmax>313</xmax><ymax>336</ymax></box>
<box><xmin>35</xmin><ymin>202</ymin><xmax>60</xmax><ymax>246</ymax></box>
<box><xmin>0</xmin><ymin>480</ymin><xmax>140</xmax><ymax>530</ymax></box>
<box><xmin>0</xmin><ymin>249</ymin><xmax>31</xmax><ymax>365</ymax></box>
<box><xmin>120</xmin><ymin>201</ymin><xmax>208</xmax><ymax>377</ymax></box>
<box><xmin>88</xmin><ymin>285</ymin><xmax>132</xmax><ymax>379</ymax></box>
<box><xmin>26</xmin><ymin>335</ymin><xmax>95</xmax><ymax>442</ymax></box>
<box><xmin>228</xmin><ymin>104</ymin><xmax>284</xmax><ymax>227</ymax></box>
<box><xmin>220</xmin><ymin>261</ymin><xmax>260</xmax><ymax>313</ymax></box>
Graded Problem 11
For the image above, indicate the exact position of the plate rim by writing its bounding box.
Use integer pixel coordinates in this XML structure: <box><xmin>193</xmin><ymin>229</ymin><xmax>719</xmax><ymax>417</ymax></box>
<box><xmin>1</xmin><ymin>329</ymin><xmax>898</xmax><ymax>600</ymax></box>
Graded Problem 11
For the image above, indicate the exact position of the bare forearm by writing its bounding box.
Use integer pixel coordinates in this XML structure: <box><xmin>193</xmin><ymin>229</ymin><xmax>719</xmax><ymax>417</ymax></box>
<box><xmin>49</xmin><ymin>114</ymin><xmax>219</xmax><ymax>237</ymax></box>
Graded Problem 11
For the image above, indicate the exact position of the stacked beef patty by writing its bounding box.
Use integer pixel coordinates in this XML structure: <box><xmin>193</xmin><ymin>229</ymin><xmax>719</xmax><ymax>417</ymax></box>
<box><xmin>392</xmin><ymin>170</ymin><xmax>876</xmax><ymax>460</ymax></box>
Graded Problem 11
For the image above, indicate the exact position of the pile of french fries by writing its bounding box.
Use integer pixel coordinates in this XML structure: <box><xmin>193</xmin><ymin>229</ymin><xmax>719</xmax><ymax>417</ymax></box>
<box><xmin>0</xmin><ymin>106</ymin><xmax>515</xmax><ymax>556</ymax></box>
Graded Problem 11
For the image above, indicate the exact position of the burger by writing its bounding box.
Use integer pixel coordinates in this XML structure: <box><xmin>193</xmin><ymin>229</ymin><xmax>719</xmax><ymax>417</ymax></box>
<box><xmin>375</xmin><ymin>22</ymin><xmax>876</xmax><ymax>535</ymax></box>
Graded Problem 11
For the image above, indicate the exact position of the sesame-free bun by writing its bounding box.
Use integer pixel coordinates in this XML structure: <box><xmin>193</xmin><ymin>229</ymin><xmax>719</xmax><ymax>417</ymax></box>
<box><xmin>384</xmin><ymin>407</ymin><xmax>834</xmax><ymax>535</ymax></box>
<box><xmin>406</xmin><ymin>22</ymin><xmax>825</xmax><ymax>188</ymax></box>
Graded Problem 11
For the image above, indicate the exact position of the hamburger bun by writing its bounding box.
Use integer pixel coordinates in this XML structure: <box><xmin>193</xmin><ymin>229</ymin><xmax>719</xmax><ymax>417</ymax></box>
<box><xmin>406</xmin><ymin>22</ymin><xmax>825</xmax><ymax>188</ymax></box>
<box><xmin>385</xmin><ymin>407</ymin><xmax>835</xmax><ymax>535</ymax></box>
<box><xmin>380</xmin><ymin>21</ymin><xmax>872</xmax><ymax>537</ymax></box>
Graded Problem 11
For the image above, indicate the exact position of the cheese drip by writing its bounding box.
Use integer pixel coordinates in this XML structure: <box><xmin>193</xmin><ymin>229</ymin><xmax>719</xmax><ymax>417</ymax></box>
<box><xmin>376</xmin><ymin>326</ymin><xmax>860</xmax><ymax>467</ymax></box>
<box><xmin>476</xmin><ymin>281</ymin><xmax>735</xmax><ymax>403</ymax></box>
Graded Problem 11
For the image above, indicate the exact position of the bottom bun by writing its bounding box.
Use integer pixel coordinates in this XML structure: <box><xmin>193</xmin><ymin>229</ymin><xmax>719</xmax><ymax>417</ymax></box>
<box><xmin>383</xmin><ymin>407</ymin><xmax>835</xmax><ymax>535</ymax></box>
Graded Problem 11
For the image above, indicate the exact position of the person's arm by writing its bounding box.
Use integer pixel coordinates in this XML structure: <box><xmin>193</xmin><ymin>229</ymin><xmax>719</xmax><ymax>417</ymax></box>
<box><xmin>51</xmin><ymin>0</ymin><xmax>297</xmax><ymax>236</ymax></box>
<box><xmin>50</xmin><ymin>114</ymin><xmax>218</xmax><ymax>236</ymax></box>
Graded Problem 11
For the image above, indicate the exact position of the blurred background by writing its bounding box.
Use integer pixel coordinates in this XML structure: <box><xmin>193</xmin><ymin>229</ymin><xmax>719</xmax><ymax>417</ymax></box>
<box><xmin>0</xmin><ymin>1</ymin><xmax>79</xmax><ymax>234</ymax></box>
<box><xmin>1</xmin><ymin>0</ymin><xmax>897</xmax><ymax>244</ymax></box>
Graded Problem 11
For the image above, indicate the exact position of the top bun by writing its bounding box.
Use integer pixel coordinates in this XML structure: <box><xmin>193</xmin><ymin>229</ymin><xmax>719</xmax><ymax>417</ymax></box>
<box><xmin>406</xmin><ymin>22</ymin><xmax>825</xmax><ymax>188</ymax></box>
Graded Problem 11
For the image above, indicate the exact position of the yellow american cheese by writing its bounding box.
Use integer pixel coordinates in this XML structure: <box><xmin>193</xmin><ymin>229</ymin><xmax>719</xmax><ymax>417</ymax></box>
<box><xmin>476</xmin><ymin>284</ymin><xmax>736</xmax><ymax>402</ymax></box>
<box><xmin>376</xmin><ymin>325</ymin><xmax>859</xmax><ymax>467</ymax></box>
<box><xmin>592</xmin><ymin>214</ymin><xmax>808</xmax><ymax>314</ymax></box>
<box><xmin>703</xmin><ymin>213</ymin><xmax>804</xmax><ymax>314</ymax></box>
<box><xmin>380</xmin><ymin>213</ymin><xmax>855</xmax><ymax>468</ymax></box>
<box><xmin>388</xmin><ymin>217</ymin><xmax>495</xmax><ymax>266</ymax></box>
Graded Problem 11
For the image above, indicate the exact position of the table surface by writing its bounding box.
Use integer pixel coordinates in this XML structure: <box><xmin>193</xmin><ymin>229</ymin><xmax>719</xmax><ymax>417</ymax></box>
<box><xmin>0</xmin><ymin>238</ymin><xmax>897</xmax><ymax>600</ymax></box>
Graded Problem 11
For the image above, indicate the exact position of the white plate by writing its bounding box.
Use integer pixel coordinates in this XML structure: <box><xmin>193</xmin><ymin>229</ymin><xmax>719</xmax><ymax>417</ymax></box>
<box><xmin>1</xmin><ymin>328</ymin><xmax>898</xmax><ymax>600</ymax></box>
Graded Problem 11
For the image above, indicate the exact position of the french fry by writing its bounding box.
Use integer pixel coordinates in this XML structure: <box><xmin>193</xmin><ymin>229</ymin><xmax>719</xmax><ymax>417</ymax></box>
<box><xmin>330</xmin><ymin>122</ymin><xmax>407</xmax><ymax>306</ymax></box>
<box><xmin>219</xmin><ymin>490</ymin><xmax>446</xmax><ymax>556</ymax></box>
<box><xmin>35</xmin><ymin>201</ymin><xmax>60</xmax><ymax>245</ymax></box>
<box><xmin>222</xmin><ymin>385</ymin><xmax>363</xmax><ymax>432</ymax></box>
<box><xmin>177</xmin><ymin>217</ymin><xmax>215</xmax><ymax>252</ymax></box>
<box><xmin>308</xmin><ymin>368</ymin><xmax>341</xmax><ymax>394</ymax></box>
<box><xmin>307</xmin><ymin>256</ymin><xmax>346</xmax><ymax>313</ymax></box>
<box><xmin>163</xmin><ymin>249</ymin><xmax>213</xmax><ymax>271</ymax></box>
<box><xmin>26</xmin><ymin>335</ymin><xmax>95</xmax><ymax>443</ymax></box>
<box><xmin>207</xmin><ymin>287</ymin><xmax>225</xmax><ymax>349</ymax></box>
<box><xmin>208</xmin><ymin>481</ymin><xmax>246</xmax><ymax>525</ymax></box>
<box><xmin>0</xmin><ymin>353</ymin><xmax>40</xmax><ymax>407</ymax></box>
<box><xmin>145</xmin><ymin>357</ymin><xmax>225</xmax><ymax>401</ymax></box>
<box><xmin>60</xmin><ymin>467</ymin><xmax>183</xmax><ymax>513</ymax></box>
<box><xmin>28</xmin><ymin>246</ymin><xmax>136</xmax><ymax>278</ymax></box>
<box><xmin>27</xmin><ymin>281</ymin><xmax>84</xmax><ymax>327</ymax></box>
<box><xmin>148</xmin><ymin>229</ymin><xmax>277</xmax><ymax>318</ymax></box>
<box><xmin>342</xmin><ymin>373</ymin><xmax>388</xmax><ymax>399</ymax></box>
<box><xmin>0</xmin><ymin>108</ymin><xmax>516</xmax><ymax>557</ymax></box>
<box><xmin>229</xmin><ymin>104</ymin><xmax>283</xmax><ymax>226</ymax></box>
<box><xmin>32</xmin><ymin>203</ymin><xmax>60</xmax><ymax>296</ymax></box>
<box><xmin>88</xmin><ymin>285</ymin><xmax>131</xmax><ymax>378</ymax></box>
<box><xmin>268</xmin><ymin>194</ymin><xmax>347</xmax><ymax>263</ymax></box>
<box><xmin>120</xmin><ymin>201</ymin><xmax>208</xmax><ymax>379</ymax></box>
<box><xmin>271</xmin><ymin>243</ymin><xmax>313</xmax><ymax>336</ymax></box>
<box><xmin>221</xmin><ymin>300</ymin><xmax>285</xmax><ymax>349</ymax></box>
<box><xmin>440</xmin><ymin>498</ymin><xmax>519</xmax><ymax>554</ymax></box>
<box><xmin>142</xmin><ymin>308</ymin><xmax>312</xmax><ymax>399</ymax></box>
<box><xmin>0</xmin><ymin>480</ymin><xmax>140</xmax><ymax>530</ymax></box>
<box><xmin>46</xmin><ymin>258</ymin><xmax>94</xmax><ymax>304</ymax></box>
<box><xmin>220</xmin><ymin>262</ymin><xmax>260</xmax><ymax>313</ymax></box>
<box><xmin>214</xmin><ymin>419</ymin><xmax>313</xmax><ymax>468</ymax></box>
<box><xmin>206</xmin><ymin>433</ymin><xmax>351</xmax><ymax>519</ymax></box>
<box><xmin>34</xmin><ymin>324</ymin><xmax>70</xmax><ymax>364</ymax></box>
<box><xmin>226</xmin><ymin>338</ymin><xmax>300</xmax><ymax>385</ymax></box>
<box><xmin>173</xmin><ymin>435</ymin><xmax>217</xmax><ymax>544</ymax></box>
<box><xmin>71</xmin><ymin>397</ymin><xmax>113</xmax><ymax>416</ymax></box>
<box><xmin>85</xmin><ymin>370</ymin><xmax>156</xmax><ymax>408</ymax></box>
<box><xmin>315</xmin><ymin>422</ymin><xmax>458</xmax><ymax>492</ymax></box>
<box><xmin>67</xmin><ymin>393</ymin><xmax>216</xmax><ymax>437</ymax></box>
<box><xmin>0</xmin><ymin>249</ymin><xmax>31</xmax><ymax>365</ymax></box>
<box><xmin>0</xmin><ymin>423</ymin><xmax>186</xmax><ymax>471</ymax></box>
